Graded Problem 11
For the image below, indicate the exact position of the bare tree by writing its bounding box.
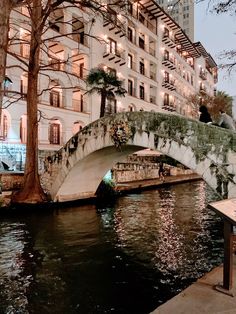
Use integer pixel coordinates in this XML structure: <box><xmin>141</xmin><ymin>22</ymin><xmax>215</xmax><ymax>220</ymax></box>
<box><xmin>1</xmin><ymin>0</ymin><xmax>126</xmax><ymax>203</ymax></box>
<box><xmin>186</xmin><ymin>90</ymin><xmax>233</xmax><ymax>121</ymax></box>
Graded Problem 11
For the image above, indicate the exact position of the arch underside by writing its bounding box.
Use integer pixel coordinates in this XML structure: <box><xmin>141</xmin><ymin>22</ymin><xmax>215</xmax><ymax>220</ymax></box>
<box><xmin>55</xmin><ymin>145</ymin><xmax>144</xmax><ymax>202</ymax></box>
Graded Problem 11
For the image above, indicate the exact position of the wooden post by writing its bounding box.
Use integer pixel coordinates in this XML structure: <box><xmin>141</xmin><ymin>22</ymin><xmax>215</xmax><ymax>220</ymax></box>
<box><xmin>223</xmin><ymin>221</ymin><xmax>234</xmax><ymax>290</ymax></box>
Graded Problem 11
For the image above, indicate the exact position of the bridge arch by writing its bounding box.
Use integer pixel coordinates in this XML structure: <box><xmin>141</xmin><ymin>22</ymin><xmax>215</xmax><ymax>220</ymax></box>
<box><xmin>41</xmin><ymin>112</ymin><xmax>236</xmax><ymax>202</ymax></box>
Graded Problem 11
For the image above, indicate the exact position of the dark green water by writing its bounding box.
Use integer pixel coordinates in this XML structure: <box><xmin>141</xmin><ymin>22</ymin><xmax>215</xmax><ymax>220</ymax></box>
<box><xmin>0</xmin><ymin>181</ymin><xmax>223</xmax><ymax>314</ymax></box>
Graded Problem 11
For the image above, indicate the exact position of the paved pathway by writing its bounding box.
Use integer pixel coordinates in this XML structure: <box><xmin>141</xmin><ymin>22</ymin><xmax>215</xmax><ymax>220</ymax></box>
<box><xmin>116</xmin><ymin>173</ymin><xmax>201</xmax><ymax>192</ymax></box>
<box><xmin>151</xmin><ymin>257</ymin><xmax>236</xmax><ymax>314</ymax></box>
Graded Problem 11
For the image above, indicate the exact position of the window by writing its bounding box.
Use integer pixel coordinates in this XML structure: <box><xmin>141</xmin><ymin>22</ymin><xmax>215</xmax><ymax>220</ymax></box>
<box><xmin>0</xmin><ymin>115</ymin><xmax>8</xmax><ymax>140</ymax></box>
<box><xmin>20</xmin><ymin>115</ymin><xmax>27</xmax><ymax>143</ymax></box>
<box><xmin>79</xmin><ymin>63</ymin><xmax>84</xmax><ymax>78</ymax></box>
<box><xmin>49</xmin><ymin>123</ymin><xmax>60</xmax><ymax>144</ymax></box>
<box><xmin>50</xmin><ymin>91</ymin><xmax>60</xmax><ymax>107</ymax></box>
<box><xmin>108</xmin><ymin>38</ymin><xmax>117</xmax><ymax>54</ymax></box>
<box><xmin>128</xmin><ymin>79</ymin><xmax>133</xmax><ymax>95</ymax></box>
<box><xmin>128</xmin><ymin>27</ymin><xmax>133</xmax><ymax>42</ymax></box>
<box><xmin>164</xmin><ymin>28</ymin><xmax>169</xmax><ymax>37</ymax></box>
<box><xmin>80</xmin><ymin>94</ymin><xmax>84</xmax><ymax>112</ymax></box>
<box><xmin>128</xmin><ymin>54</ymin><xmax>133</xmax><ymax>69</ymax></box>
<box><xmin>164</xmin><ymin>71</ymin><xmax>169</xmax><ymax>83</ymax></box>
<box><xmin>139</xmin><ymin>37</ymin><xmax>145</xmax><ymax>49</ymax></box>
<box><xmin>127</xmin><ymin>1</ymin><xmax>133</xmax><ymax>14</ymax></box>
<box><xmin>139</xmin><ymin>61</ymin><xmax>145</xmax><ymax>75</ymax></box>
<box><xmin>164</xmin><ymin>93</ymin><xmax>169</xmax><ymax>106</ymax></box>
<box><xmin>139</xmin><ymin>13</ymin><xmax>145</xmax><ymax>24</ymax></box>
<box><xmin>20</xmin><ymin>79</ymin><xmax>27</xmax><ymax>99</ymax></box>
<box><xmin>139</xmin><ymin>85</ymin><xmax>145</xmax><ymax>100</ymax></box>
<box><xmin>164</xmin><ymin>50</ymin><xmax>169</xmax><ymax>61</ymax></box>
<box><xmin>106</xmin><ymin>97</ymin><xmax>117</xmax><ymax>114</ymax></box>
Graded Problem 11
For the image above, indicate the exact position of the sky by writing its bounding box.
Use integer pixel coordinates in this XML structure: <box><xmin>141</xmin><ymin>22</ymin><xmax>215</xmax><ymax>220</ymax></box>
<box><xmin>195</xmin><ymin>2</ymin><xmax>236</xmax><ymax>96</ymax></box>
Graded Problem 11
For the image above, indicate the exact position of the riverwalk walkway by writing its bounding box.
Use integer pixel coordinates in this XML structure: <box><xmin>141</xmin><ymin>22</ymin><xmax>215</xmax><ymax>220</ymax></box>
<box><xmin>116</xmin><ymin>173</ymin><xmax>201</xmax><ymax>193</ymax></box>
<box><xmin>151</xmin><ymin>257</ymin><xmax>236</xmax><ymax>314</ymax></box>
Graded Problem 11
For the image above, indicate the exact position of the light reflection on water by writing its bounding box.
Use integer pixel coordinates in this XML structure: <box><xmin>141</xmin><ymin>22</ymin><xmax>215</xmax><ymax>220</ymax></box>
<box><xmin>0</xmin><ymin>181</ymin><xmax>223</xmax><ymax>314</ymax></box>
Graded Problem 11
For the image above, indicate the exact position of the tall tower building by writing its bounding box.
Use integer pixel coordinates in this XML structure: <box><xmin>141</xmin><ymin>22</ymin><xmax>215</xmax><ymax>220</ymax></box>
<box><xmin>156</xmin><ymin>0</ymin><xmax>194</xmax><ymax>41</ymax></box>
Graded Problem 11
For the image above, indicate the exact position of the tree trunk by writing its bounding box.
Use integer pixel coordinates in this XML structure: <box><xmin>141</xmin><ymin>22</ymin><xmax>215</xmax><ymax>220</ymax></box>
<box><xmin>12</xmin><ymin>0</ymin><xmax>47</xmax><ymax>204</ymax></box>
<box><xmin>0</xmin><ymin>0</ymin><xmax>12</xmax><ymax>132</ymax></box>
<box><xmin>100</xmin><ymin>90</ymin><xmax>107</xmax><ymax>117</ymax></box>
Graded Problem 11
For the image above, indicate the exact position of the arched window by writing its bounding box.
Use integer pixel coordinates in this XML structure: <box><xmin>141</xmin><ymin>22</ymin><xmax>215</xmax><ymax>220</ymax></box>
<box><xmin>49</xmin><ymin>122</ymin><xmax>61</xmax><ymax>144</ymax></box>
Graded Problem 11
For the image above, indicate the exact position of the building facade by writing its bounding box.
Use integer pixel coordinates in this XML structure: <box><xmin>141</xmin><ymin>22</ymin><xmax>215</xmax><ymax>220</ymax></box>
<box><xmin>1</xmin><ymin>0</ymin><xmax>217</xmax><ymax>157</ymax></box>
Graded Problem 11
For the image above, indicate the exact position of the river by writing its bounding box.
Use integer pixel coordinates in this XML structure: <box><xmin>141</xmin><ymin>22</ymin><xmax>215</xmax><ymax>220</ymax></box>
<box><xmin>0</xmin><ymin>180</ymin><xmax>223</xmax><ymax>314</ymax></box>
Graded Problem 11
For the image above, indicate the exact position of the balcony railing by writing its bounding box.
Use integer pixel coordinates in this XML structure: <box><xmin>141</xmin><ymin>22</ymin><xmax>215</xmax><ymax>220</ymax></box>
<box><xmin>162</xmin><ymin>103</ymin><xmax>176</xmax><ymax>112</ymax></box>
<box><xmin>162</xmin><ymin>79</ymin><xmax>176</xmax><ymax>91</ymax></box>
<box><xmin>103</xmin><ymin>46</ymin><xmax>125</xmax><ymax>65</ymax></box>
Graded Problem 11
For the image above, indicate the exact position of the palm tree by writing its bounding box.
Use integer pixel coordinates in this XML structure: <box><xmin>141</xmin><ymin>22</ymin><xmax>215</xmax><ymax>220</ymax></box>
<box><xmin>86</xmin><ymin>67</ymin><xmax>126</xmax><ymax>117</ymax></box>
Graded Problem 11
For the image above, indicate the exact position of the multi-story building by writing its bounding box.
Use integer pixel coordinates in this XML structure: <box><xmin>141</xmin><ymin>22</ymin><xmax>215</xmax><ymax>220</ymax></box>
<box><xmin>156</xmin><ymin>0</ymin><xmax>194</xmax><ymax>41</ymax></box>
<box><xmin>1</xmin><ymin>0</ymin><xmax>217</xmax><ymax>158</ymax></box>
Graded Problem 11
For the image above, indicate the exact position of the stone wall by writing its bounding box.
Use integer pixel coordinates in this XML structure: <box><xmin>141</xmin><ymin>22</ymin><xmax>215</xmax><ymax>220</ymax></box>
<box><xmin>112</xmin><ymin>160</ymin><xmax>194</xmax><ymax>183</ymax></box>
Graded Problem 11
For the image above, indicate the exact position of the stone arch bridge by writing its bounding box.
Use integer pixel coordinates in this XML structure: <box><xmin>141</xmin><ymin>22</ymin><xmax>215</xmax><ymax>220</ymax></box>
<box><xmin>41</xmin><ymin>111</ymin><xmax>236</xmax><ymax>202</ymax></box>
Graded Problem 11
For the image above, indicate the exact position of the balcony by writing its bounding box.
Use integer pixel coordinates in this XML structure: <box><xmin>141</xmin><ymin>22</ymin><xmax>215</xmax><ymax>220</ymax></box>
<box><xmin>103</xmin><ymin>46</ymin><xmax>126</xmax><ymax>66</ymax></box>
<box><xmin>162</xmin><ymin>57</ymin><xmax>176</xmax><ymax>70</ymax></box>
<box><xmin>103</xmin><ymin>12</ymin><xmax>125</xmax><ymax>37</ymax></box>
<box><xmin>162</xmin><ymin>79</ymin><xmax>176</xmax><ymax>91</ymax></box>
<box><xmin>162</xmin><ymin>35</ymin><xmax>176</xmax><ymax>49</ymax></box>
<box><xmin>162</xmin><ymin>102</ymin><xmax>176</xmax><ymax>112</ymax></box>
